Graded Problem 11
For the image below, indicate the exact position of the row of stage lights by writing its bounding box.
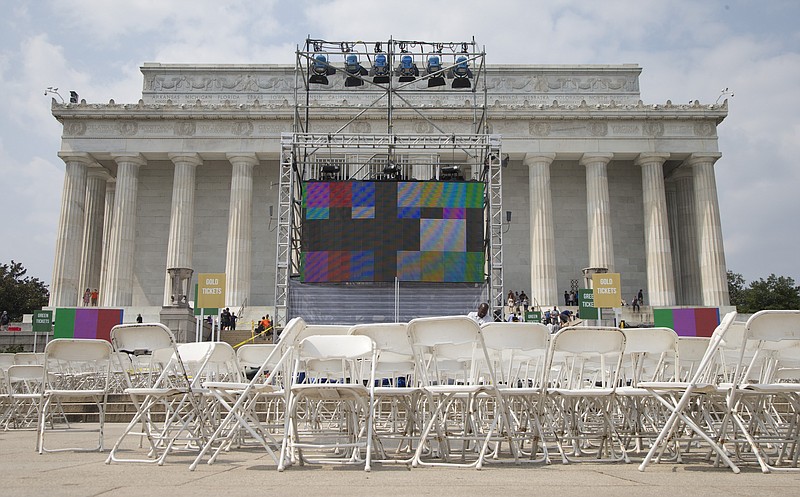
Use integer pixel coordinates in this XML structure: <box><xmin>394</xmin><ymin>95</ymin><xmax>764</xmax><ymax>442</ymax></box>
<box><xmin>307</xmin><ymin>41</ymin><xmax>475</xmax><ymax>89</ymax></box>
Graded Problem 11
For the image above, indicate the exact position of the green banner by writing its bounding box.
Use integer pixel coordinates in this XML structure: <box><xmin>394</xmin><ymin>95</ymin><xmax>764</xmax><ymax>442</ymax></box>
<box><xmin>578</xmin><ymin>289</ymin><xmax>598</xmax><ymax>319</ymax></box>
<box><xmin>32</xmin><ymin>310</ymin><xmax>53</xmax><ymax>332</ymax></box>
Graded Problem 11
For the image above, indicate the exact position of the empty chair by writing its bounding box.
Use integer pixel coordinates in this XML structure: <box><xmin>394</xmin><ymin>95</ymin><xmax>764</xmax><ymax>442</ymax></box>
<box><xmin>278</xmin><ymin>334</ymin><xmax>378</xmax><ymax>471</ymax></box>
<box><xmin>37</xmin><ymin>338</ymin><xmax>114</xmax><ymax>453</ymax></box>
<box><xmin>190</xmin><ymin>317</ymin><xmax>307</xmax><ymax>470</ymax></box>
<box><xmin>407</xmin><ymin>316</ymin><xmax>513</xmax><ymax>469</ymax></box>
<box><xmin>349</xmin><ymin>322</ymin><xmax>420</xmax><ymax>463</ymax></box>
<box><xmin>481</xmin><ymin>322</ymin><xmax>551</xmax><ymax>463</ymax></box>
<box><xmin>106</xmin><ymin>323</ymin><xmax>206</xmax><ymax>465</ymax></box>
<box><xmin>3</xmin><ymin>364</ymin><xmax>45</xmax><ymax>430</ymax></box>
<box><xmin>544</xmin><ymin>326</ymin><xmax>629</xmax><ymax>464</ymax></box>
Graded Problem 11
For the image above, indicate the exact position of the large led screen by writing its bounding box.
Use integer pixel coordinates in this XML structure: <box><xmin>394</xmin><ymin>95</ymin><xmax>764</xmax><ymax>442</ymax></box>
<box><xmin>301</xmin><ymin>181</ymin><xmax>485</xmax><ymax>283</ymax></box>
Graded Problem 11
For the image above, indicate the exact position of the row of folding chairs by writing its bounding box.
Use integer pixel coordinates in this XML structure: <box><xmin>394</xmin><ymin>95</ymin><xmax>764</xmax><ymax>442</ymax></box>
<box><xmin>639</xmin><ymin>310</ymin><xmax>800</xmax><ymax>473</ymax></box>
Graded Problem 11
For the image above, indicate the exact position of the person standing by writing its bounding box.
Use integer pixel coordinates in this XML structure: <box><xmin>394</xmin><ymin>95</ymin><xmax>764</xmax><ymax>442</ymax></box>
<box><xmin>0</xmin><ymin>311</ymin><xmax>9</xmax><ymax>331</ymax></box>
<box><xmin>564</xmin><ymin>290</ymin><xmax>570</xmax><ymax>306</ymax></box>
<box><xmin>631</xmin><ymin>295</ymin><xmax>640</xmax><ymax>312</ymax></box>
<box><xmin>90</xmin><ymin>289</ymin><xmax>99</xmax><ymax>306</ymax></box>
<box><xmin>82</xmin><ymin>288</ymin><xmax>91</xmax><ymax>307</ymax></box>
<box><xmin>637</xmin><ymin>289</ymin><xmax>644</xmax><ymax>306</ymax></box>
<box><xmin>136</xmin><ymin>313</ymin><xmax>143</xmax><ymax>323</ymax></box>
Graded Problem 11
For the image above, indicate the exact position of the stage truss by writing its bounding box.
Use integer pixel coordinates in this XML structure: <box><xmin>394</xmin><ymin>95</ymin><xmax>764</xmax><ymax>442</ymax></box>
<box><xmin>273</xmin><ymin>37</ymin><xmax>504</xmax><ymax>325</ymax></box>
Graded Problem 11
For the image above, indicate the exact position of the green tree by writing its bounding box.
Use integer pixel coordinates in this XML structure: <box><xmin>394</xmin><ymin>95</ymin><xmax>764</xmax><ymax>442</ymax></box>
<box><xmin>727</xmin><ymin>271</ymin><xmax>747</xmax><ymax>310</ymax></box>
<box><xmin>0</xmin><ymin>261</ymin><xmax>49</xmax><ymax>322</ymax></box>
<box><xmin>743</xmin><ymin>274</ymin><xmax>800</xmax><ymax>313</ymax></box>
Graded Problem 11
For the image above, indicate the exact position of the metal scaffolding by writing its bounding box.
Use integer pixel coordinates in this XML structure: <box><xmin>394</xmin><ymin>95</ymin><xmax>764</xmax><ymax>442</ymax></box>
<box><xmin>273</xmin><ymin>37</ymin><xmax>504</xmax><ymax>326</ymax></box>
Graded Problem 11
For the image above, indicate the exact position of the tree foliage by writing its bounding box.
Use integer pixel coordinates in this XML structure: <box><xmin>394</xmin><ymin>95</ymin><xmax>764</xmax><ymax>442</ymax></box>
<box><xmin>727</xmin><ymin>271</ymin><xmax>800</xmax><ymax>313</ymax></box>
<box><xmin>0</xmin><ymin>261</ymin><xmax>49</xmax><ymax>322</ymax></box>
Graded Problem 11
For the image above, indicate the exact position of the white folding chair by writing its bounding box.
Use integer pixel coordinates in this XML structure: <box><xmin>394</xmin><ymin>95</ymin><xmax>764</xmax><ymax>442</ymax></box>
<box><xmin>615</xmin><ymin>327</ymin><xmax>679</xmax><ymax>455</ymax></box>
<box><xmin>638</xmin><ymin>311</ymin><xmax>740</xmax><ymax>472</ymax></box>
<box><xmin>106</xmin><ymin>323</ymin><xmax>207</xmax><ymax>465</ymax></box>
<box><xmin>3</xmin><ymin>364</ymin><xmax>45</xmax><ymax>430</ymax></box>
<box><xmin>278</xmin><ymin>334</ymin><xmax>378</xmax><ymax>471</ymax></box>
<box><xmin>407</xmin><ymin>315</ymin><xmax>514</xmax><ymax>469</ymax></box>
<box><xmin>189</xmin><ymin>317</ymin><xmax>307</xmax><ymax>470</ymax></box>
<box><xmin>480</xmin><ymin>321</ymin><xmax>551</xmax><ymax>463</ymax></box>
<box><xmin>37</xmin><ymin>338</ymin><xmax>114</xmax><ymax>453</ymax></box>
<box><xmin>722</xmin><ymin>310</ymin><xmax>800</xmax><ymax>473</ymax></box>
<box><xmin>543</xmin><ymin>326</ymin><xmax>629</xmax><ymax>464</ymax></box>
<box><xmin>349</xmin><ymin>322</ymin><xmax>420</xmax><ymax>463</ymax></box>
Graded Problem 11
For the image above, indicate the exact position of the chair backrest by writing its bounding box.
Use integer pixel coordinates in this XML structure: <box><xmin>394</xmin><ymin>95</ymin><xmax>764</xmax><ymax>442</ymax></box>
<box><xmin>42</xmin><ymin>339</ymin><xmax>114</xmax><ymax>391</ymax></box>
<box><xmin>733</xmin><ymin>310</ymin><xmax>800</xmax><ymax>385</ymax></box>
<box><xmin>14</xmin><ymin>352</ymin><xmax>43</xmax><ymax>365</ymax></box>
<box><xmin>295</xmin><ymin>334</ymin><xmax>377</xmax><ymax>384</ymax></box>
<box><xmin>676</xmin><ymin>337</ymin><xmax>711</xmax><ymax>381</ymax></box>
<box><xmin>0</xmin><ymin>353</ymin><xmax>15</xmax><ymax>369</ymax></box>
<box><xmin>349</xmin><ymin>323</ymin><xmax>415</xmax><ymax>384</ymax></box>
<box><xmin>6</xmin><ymin>364</ymin><xmax>45</xmax><ymax>394</ymax></box>
<box><xmin>177</xmin><ymin>341</ymin><xmax>242</xmax><ymax>385</ymax></box>
<box><xmin>109</xmin><ymin>322</ymin><xmax>188</xmax><ymax>389</ymax></box>
<box><xmin>621</xmin><ymin>327</ymin><xmax>679</xmax><ymax>384</ymax></box>
<box><xmin>480</xmin><ymin>322</ymin><xmax>550</xmax><ymax>387</ymax></box>
<box><xmin>407</xmin><ymin>315</ymin><xmax>493</xmax><ymax>386</ymax></box>
<box><xmin>237</xmin><ymin>344</ymin><xmax>278</xmax><ymax>370</ymax></box>
<box><xmin>546</xmin><ymin>326</ymin><xmax>626</xmax><ymax>390</ymax></box>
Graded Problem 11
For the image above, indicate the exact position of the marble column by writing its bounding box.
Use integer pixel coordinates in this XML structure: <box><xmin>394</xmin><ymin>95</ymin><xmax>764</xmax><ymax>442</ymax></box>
<box><xmin>665</xmin><ymin>181</ymin><xmax>683</xmax><ymax>303</ymax></box>
<box><xmin>672</xmin><ymin>168</ymin><xmax>702</xmax><ymax>305</ymax></box>
<box><xmin>580</xmin><ymin>153</ymin><xmax>615</xmax><ymax>272</ymax></box>
<box><xmin>50</xmin><ymin>152</ymin><xmax>92</xmax><ymax>307</ymax></box>
<box><xmin>101</xmin><ymin>153</ymin><xmax>146</xmax><ymax>307</ymax></box>
<box><xmin>77</xmin><ymin>168</ymin><xmax>109</xmax><ymax>303</ymax></box>
<box><xmin>163</xmin><ymin>153</ymin><xmax>202</xmax><ymax>306</ymax></box>
<box><xmin>225</xmin><ymin>153</ymin><xmax>258</xmax><ymax>308</ymax></box>
<box><xmin>636</xmin><ymin>153</ymin><xmax>676</xmax><ymax>306</ymax></box>
<box><xmin>99</xmin><ymin>180</ymin><xmax>115</xmax><ymax>307</ymax></box>
<box><xmin>688</xmin><ymin>153</ymin><xmax>729</xmax><ymax>306</ymax></box>
<box><xmin>525</xmin><ymin>153</ymin><xmax>558</xmax><ymax>307</ymax></box>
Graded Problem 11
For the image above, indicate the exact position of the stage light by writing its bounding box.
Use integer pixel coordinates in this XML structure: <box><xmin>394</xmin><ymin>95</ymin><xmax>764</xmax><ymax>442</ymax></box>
<box><xmin>383</xmin><ymin>163</ymin><xmax>401</xmax><ymax>180</ymax></box>
<box><xmin>396</xmin><ymin>55</ymin><xmax>418</xmax><ymax>83</ymax></box>
<box><xmin>344</xmin><ymin>54</ymin><xmax>368</xmax><ymax>87</ymax></box>
<box><xmin>370</xmin><ymin>53</ymin><xmax>391</xmax><ymax>84</ymax></box>
<box><xmin>69</xmin><ymin>91</ymin><xmax>79</xmax><ymax>103</ymax></box>
<box><xmin>450</xmin><ymin>55</ymin><xmax>472</xmax><ymax>89</ymax></box>
<box><xmin>426</xmin><ymin>55</ymin><xmax>445</xmax><ymax>88</ymax></box>
<box><xmin>320</xmin><ymin>163</ymin><xmax>340</xmax><ymax>180</ymax></box>
<box><xmin>309</xmin><ymin>54</ymin><xmax>335</xmax><ymax>85</ymax></box>
<box><xmin>440</xmin><ymin>165</ymin><xmax>462</xmax><ymax>181</ymax></box>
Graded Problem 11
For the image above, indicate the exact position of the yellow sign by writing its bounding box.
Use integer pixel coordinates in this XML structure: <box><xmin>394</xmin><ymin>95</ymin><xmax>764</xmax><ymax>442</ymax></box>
<box><xmin>198</xmin><ymin>273</ymin><xmax>226</xmax><ymax>308</ymax></box>
<box><xmin>592</xmin><ymin>273</ymin><xmax>622</xmax><ymax>308</ymax></box>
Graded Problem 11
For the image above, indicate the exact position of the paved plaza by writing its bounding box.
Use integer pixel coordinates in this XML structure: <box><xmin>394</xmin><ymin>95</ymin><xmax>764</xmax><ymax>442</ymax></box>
<box><xmin>2</xmin><ymin>423</ymin><xmax>799</xmax><ymax>497</ymax></box>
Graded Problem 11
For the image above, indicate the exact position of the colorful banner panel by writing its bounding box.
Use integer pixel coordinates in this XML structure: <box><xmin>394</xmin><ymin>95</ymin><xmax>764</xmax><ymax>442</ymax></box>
<box><xmin>301</xmin><ymin>181</ymin><xmax>485</xmax><ymax>283</ymax></box>
<box><xmin>54</xmin><ymin>308</ymin><xmax>124</xmax><ymax>342</ymax></box>
<box><xmin>653</xmin><ymin>307</ymin><xmax>720</xmax><ymax>337</ymax></box>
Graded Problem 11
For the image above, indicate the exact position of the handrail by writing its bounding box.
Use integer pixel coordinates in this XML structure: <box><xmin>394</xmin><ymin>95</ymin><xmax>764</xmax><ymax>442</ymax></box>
<box><xmin>232</xmin><ymin>325</ymin><xmax>273</xmax><ymax>349</ymax></box>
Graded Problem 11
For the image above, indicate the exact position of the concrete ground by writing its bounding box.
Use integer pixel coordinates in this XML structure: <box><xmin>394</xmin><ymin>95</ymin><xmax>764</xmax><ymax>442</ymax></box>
<box><xmin>2</xmin><ymin>423</ymin><xmax>800</xmax><ymax>497</ymax></box>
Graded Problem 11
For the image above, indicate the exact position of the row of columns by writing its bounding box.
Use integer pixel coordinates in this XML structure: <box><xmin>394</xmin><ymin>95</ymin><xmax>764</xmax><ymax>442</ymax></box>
<box><xmin>524</xmin><ymin>151</ymin><xmax>729</xmax><ymax>307</ymax></box>
<box><xmin>50</xmin><ymin>152</ymin><xmax>259</xmax><ymax>309</ymax></box>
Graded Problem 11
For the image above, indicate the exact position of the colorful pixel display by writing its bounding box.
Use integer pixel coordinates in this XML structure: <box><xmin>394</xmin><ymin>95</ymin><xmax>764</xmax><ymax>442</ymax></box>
<box><xmin>653</xmin><ymin>307</ymin><xmax>720</xmax><ymax>337</ymax></box>
<box><xmin>301</xmin><ymin>181</ymin><xmax>485</xmax><ymax>283</ymax></box>
<box><xmin>53</xmin><ymin>308</ymin><xmax>124</xmax><ymax>342</ymax></box>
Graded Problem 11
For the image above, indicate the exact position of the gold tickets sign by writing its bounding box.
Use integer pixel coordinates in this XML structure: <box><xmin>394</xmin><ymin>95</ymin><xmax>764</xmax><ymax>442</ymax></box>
<box><xmin>592</xmin><ymin>273</ymin><xmax>622</xmax><ymax>308</ymax></box>
<box><xmin>198</xmin><ymin>273</ymin><xmax>226</xmax><ymax>308</ymax></box>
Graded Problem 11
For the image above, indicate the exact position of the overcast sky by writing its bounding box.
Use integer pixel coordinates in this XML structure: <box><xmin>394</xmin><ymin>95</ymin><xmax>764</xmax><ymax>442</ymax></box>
<box><xmin>1</xmin><ymin>0</ymin><xmax>798</xmax><ymax>287</ymax></box>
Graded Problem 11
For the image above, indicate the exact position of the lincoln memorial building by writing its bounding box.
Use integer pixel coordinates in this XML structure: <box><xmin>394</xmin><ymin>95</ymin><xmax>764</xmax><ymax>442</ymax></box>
<box><xmin>48</xmin><ymin>56</ymin><xmax>730</xmax><ymax>326</ymax></box>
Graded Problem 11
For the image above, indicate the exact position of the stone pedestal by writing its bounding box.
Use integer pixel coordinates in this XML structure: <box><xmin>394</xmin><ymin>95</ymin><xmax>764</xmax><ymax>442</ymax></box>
<box><xmin>159</xmin><ymin>306</ymin><xmax>196</xmax><ymax>343</ymax></box>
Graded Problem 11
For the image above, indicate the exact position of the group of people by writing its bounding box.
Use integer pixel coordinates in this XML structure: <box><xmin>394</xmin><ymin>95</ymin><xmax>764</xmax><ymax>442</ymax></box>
<box><xmin>220</xmin><ymin>308</ymin><xmax>238</xmax><ymax>330</ymax></box>
<box><xmin>563</xmin><ymin>290</ymin><xmax>578</xmax><ymax>306</ymax></box>
<box><xmin>81</xmin><ymin>288</ymin><xmax>99</xmax><ymax>306</ymax></box>
<box><xmin>468</xmin><ymin>302</ymin><xmax>575</xmax><ymax>334</ymax></box>
<box><xmin>624</xmin><ymin>289</ymin><xmax>645</xmax><ymax>312</ymax></box>
<box><xmin>255</xmin><ymin>314</ymin><xmax>273</xmax><ymax>337</ymax></box>
<box><xmin>506</xmin><ymin>290</ymin><xmax>529</xmax><ymax>314</ymax></box>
